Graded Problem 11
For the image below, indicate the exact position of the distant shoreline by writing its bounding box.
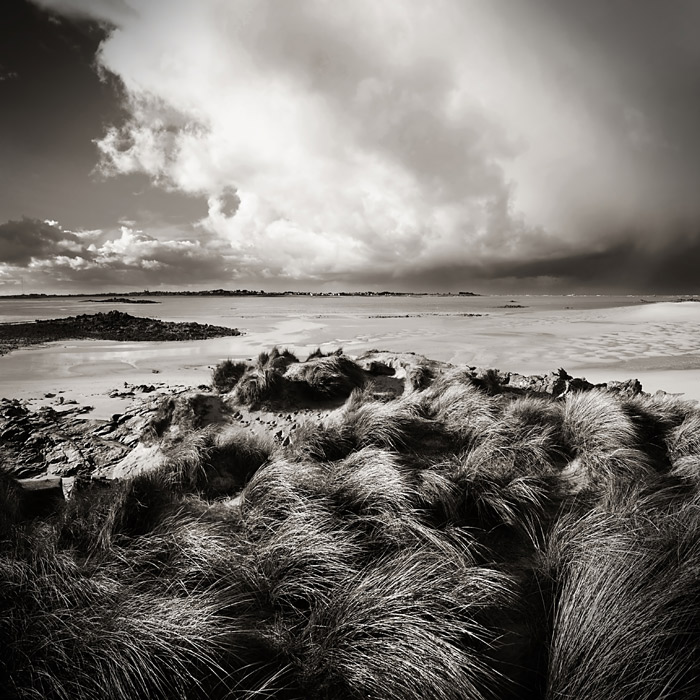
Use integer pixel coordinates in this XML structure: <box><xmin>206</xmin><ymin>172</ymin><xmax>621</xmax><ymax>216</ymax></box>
<box><xmin>0</xmin><ymin>289</ymin><xmax>482</xmax><ymax>299</ymax></box>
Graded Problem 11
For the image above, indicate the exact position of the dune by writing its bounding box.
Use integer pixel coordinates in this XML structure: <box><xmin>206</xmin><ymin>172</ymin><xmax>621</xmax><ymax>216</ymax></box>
<box><xmin>3</xmin><ymin>346</ymin><xmax>700</xmax><ymax>698</ymax></box>
<box><xmin>611</xmin><ymin>300</ymin><xmax>700</xmax><ymax>322</ymax></box>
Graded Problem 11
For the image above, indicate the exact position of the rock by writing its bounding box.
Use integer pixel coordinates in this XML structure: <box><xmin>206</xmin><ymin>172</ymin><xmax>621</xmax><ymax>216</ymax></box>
<box><xmin>505</xmin><ymin>373</ymin><xmax>537</xmax><ymax>392</ymax></box>
<box><xmin>365</xmin><ymin>361</ymin><xmax>395</xmax><ymax>376</ymax></box>
<box><xmin>45</xmin><ymin>441</ymin><xmax>87</xmax><ymax>476</ymax></box>
<box><xmin>3</xmin><ymin>402</ymin><xmax>28</xmax><ymax>418</ymax></box>
<box><xmin>16</xmin><ymin>477</ymin><xmax>64</xmax><ymax>517</ymax></box>
<box><xmin>603</xmin><ymin>378</ymin><xmax>643</xmax><ymax>397</ymax></box>
<box><xmin>61</xmin><ymin>476</ymin><xmax>76</xmax><ymax>500</ymax></box>
<box><xmin>544</xmin><ymin>370</ymin><xmax>572</xmax><ymax>397</ymax></box>
<box><xmin>1</xmin><ymin>425</ymin><xmax>28</xmax><ymax>441</ymax></box>
<box><xmin>0</xmin><ymin>311</ymin><xmax>241</xmax><ymax>356</ymax></box>
<box><xmin>108</xmin><ymin>443</ymin><xmax>169</xmax><ymax>480</ymax></box>
<box><xmin>0</xmin><ymin>395</ymin><xmax>148</xmax><ymax>478</ymax></box>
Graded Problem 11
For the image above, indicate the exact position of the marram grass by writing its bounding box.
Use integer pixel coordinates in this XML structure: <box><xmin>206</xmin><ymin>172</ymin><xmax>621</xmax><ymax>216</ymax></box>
<box><xmin>3</xmin><ymin>353</ymin><xmax>700</xmax><ymax>699</ymax></box>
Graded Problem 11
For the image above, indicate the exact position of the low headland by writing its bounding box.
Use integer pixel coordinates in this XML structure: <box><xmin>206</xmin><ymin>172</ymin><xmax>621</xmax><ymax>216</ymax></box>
<box><xmin>2</xmin><ymin>341</ymin><xmax>699</xmax><ymax>699</ymax></box>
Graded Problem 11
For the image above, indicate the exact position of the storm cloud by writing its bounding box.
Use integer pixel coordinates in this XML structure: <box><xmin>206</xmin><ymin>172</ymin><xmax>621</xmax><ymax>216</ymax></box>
<box><xmin>0</xmin><ymin>218</ymin><xmax>82</xmax><ymax>265</ymax></box>
<box><xmin>21</xmin><ymin>0</ymin><xmax>700</xmax><ymax>290</ymax></box>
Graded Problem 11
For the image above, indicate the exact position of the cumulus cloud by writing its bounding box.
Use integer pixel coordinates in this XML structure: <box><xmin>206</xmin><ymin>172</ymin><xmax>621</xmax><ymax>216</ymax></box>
<box><xmin>0</xmin><ymin>218</ymin><xmax>81</xmax><ymax>265</ymax></box>
<box><xmin>0</xmin><ymin>217</ymin><xmax>234</xmax><ymax>291</ymax></box>
<box><xmin>29</xmin><ymin>0</ymin><xmax>700</xmax><ymax>289</ymax></box>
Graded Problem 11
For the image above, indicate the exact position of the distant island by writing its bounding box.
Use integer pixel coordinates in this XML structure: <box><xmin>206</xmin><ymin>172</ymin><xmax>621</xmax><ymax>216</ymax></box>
<box><xmin>81</xmin><ymin>297</ymin><xmax>161</xmax><ymax>304</ymax></box>
<box><xmin>0</xmin><ymin>289</ymin><xmax>481</xmax><ymax>299</ymax></box>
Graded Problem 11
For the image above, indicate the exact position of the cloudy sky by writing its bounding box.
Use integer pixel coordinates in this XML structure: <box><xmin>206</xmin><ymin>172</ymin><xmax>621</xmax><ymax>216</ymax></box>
<box><xmin>2</xmin><ymin>0</ymin><xmax>700</xmax><ymax>293</ymax></box>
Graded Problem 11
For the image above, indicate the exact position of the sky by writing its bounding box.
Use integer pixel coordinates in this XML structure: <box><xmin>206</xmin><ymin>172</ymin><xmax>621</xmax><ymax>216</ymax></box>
<box><xmin>1</xmin><ymin>0</ymin><xmax>700</xmax><ymax>294</ymax></box>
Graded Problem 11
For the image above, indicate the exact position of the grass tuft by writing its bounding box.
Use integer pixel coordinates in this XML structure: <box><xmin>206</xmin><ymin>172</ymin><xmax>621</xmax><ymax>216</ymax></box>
<box><xmin>211</xmin><ymin>359</ymin><xmax>248</xmax><ymax>393</ymax></box>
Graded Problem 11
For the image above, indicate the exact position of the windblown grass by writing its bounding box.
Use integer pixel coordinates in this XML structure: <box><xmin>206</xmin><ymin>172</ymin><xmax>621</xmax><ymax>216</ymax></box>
<box><xmin>0</xmin><ymin>469</ymin><xmax>23</xmax><ymax>535</ymax></box>
<box><xmin>5</xmin><ymin>349</ymin><xmax>700</xmax><ymax>698</ymax></box>
<box><xmin>212</xmin><ymin>350</ymin><xmax>366</xmax><ymax>408</ymax></box>
<box><xmin>285</xmin><ymin>354</ymin><xmax>367</xmax><ymax>401</ymax></box>
<box><xmin>232</xmin><ymin>367</ymin><xmax>287</xmax><ymax>408</ymax></box>
<box><xmin>256</xmin><ymin>346</ymin><xmax>299</xmax><ymax>372</ymax></box>
<box><xmin>545</xmin><ymin>501</ymin><xmax>700</xmax><ymax>700</ymax></box>
<box><xmin>211</xmin><ymin>358</ymin><xmax>247</xmax><ymax>393</ymax></box>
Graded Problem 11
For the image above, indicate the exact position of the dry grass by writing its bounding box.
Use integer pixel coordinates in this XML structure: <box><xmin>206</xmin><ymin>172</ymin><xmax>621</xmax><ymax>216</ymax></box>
<box><xmin>211</xmin><ymin>359</ymin><xmax>248</xmax><ymax>393</ymax></box>
<box><xmin>4</xmin><ymin>351</ymin><xmax>700</xmax><ymax>698</ymax></box>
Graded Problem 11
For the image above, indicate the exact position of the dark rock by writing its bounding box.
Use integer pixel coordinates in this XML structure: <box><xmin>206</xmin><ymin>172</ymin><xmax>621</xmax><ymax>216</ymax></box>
<box><xmin>366</xmin><ymin>361</ymin><xmax>395</xmax><ymax>376</ymax></box>
<box><xmin>0</xmin><ymin>310</ymin><xmax>242</xmax><ymax>357</ymax></box>
<box><xmin>3</xmin><ymin>402</ymin><xmax>28</xmax><ymax>418</ymax></box>
<box><xmin>16</xmin><ymin>477</ymin><xmax>64</xmax><ymax>518</ymax></box>
<box><xmin>604</xmin><ymin>378</ymin><xmax>644</xmax><ymax>397</ymax></box>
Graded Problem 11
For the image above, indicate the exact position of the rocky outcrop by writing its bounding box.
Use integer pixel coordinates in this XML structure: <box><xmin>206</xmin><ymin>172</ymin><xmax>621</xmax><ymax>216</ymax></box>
<box><xmin>0</xmin><ymin>395</ymin><xmax>153</xmax><ymax>479</ymax></box>
<box><xmin>358</xmin><ymin>351</ymin><xmax>645</xmax><ymax>399</ymax></box>
<box><xmin>0</xmin><ymin>351</ymin><xmax>648</xmax><ymax>485</ymax></box>
<box><xmin>0</xmin><ymin>310</ymin><xmax>241</xmax><ymax>355</ymax></box>
<box><xmin>473</xmin><ymin>367</ymin><xmax>643</xmax><ymax>398</ymax></box>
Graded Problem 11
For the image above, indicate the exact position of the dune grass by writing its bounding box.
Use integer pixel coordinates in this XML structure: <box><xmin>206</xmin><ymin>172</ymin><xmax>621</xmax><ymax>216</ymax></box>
<box><xmin>4</xmin><ymin>349</ymin><xmax>700</xmax><ymax>698</ymax></box>
<box><xmin>544</xmin><ymin>501</ymin><xmax>700</xmax><ymax>700</ymax></box>
<box><xmin>211</xmin><ymin>359</ymin><xmax>248</xmax><ymax>393</ymax></box>
<box><xmin>212</xmin><ymin>350</ymin><xmax>366</xmax><ymax>408</ymax></box>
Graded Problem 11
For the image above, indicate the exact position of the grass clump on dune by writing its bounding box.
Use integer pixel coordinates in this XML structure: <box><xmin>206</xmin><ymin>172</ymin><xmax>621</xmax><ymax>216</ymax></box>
<box><xmin>211</xmin><ymin>358</ymin><xmax>248</xmax><ymax>393</ymax></box>
<box><xmin>232</xmin><ymin>367</ymin><xmax>287</xmax><ymax>408</ymax></box>
<box><xmin>212</xmin><ymin>348</ymin><xmax>367</xmax><ymax>407</ymax></box>
<box><xmin>6</xmin><ymin>348</ymin><xmax>700</xmax><ymax>698</ymax></box>
<box><xmin>256</xmin><ymin>345</ymin><xmax>299</xmax><ymax>371</ymax></box>
<box><xmin>285</xmin><ymin>354</ymin><xmax>367</xmax><ymax>401</ymax></box>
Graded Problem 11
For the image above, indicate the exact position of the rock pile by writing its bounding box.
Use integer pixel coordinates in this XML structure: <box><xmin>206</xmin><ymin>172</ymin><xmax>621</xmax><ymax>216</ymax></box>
<box><xmin>0</xmin><ymin>310</ymin><xmax>241</xmax><ymax>355</ymax></box>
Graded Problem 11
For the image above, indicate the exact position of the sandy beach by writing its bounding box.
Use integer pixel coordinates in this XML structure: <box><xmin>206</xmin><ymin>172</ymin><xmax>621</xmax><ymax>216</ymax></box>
<box><xmin>1</xmin><ymin>297</ymin><xmax>700</xmax><ymax>411</ymax></box>
<box><xmin>0</xmin><ymin>294</ymin><xmax>696</xmax><ymax>427</ymax></box>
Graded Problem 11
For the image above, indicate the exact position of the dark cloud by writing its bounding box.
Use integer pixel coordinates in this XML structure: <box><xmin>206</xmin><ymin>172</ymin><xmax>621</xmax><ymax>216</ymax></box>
<box><xmin>498</xmin><ymin>234</ymin><xmax>700</xmax><ymax>294</ymax></box>
<box><xmin>0</xmin><ymin>217</ymin><xmax>236</xmax><ymax>292</ymax></box>
<box><xmin>356</xmin><ymin>232</ymin><xmax>700</xmax><ymax>295</ymax></box>
<box><xmin>0</xmin><ymin>218</ymin><xmax>80</xmax><ymax>265</ymax></box>
<box><xmin>0</xmin><ymin>1</ymin><xmax>117</xmax><ymax>158</ymax></box>
<box><xmin>0</xmin><ymin>1</ymin><xmax>209</xmax><ymax>235</ymax></box>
